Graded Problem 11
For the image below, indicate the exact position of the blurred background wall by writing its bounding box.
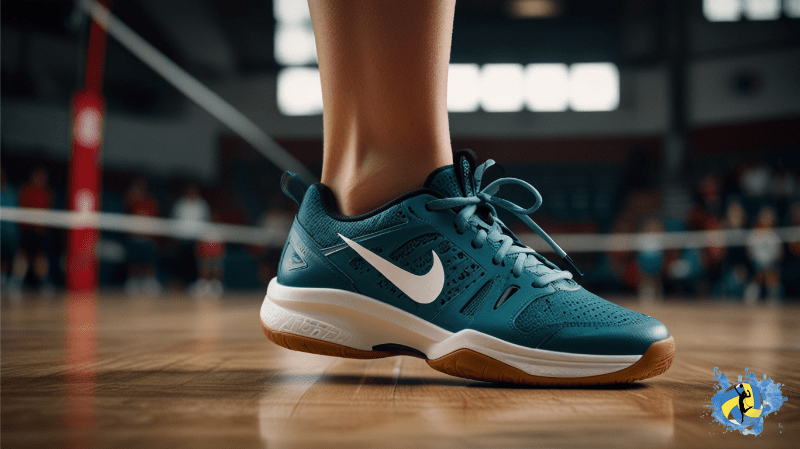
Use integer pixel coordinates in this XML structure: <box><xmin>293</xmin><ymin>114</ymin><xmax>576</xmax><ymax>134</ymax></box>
<box><xmin>2</xmin><ymin>0</ymin><xmax>799</xmax><ymax>299</ymax></box>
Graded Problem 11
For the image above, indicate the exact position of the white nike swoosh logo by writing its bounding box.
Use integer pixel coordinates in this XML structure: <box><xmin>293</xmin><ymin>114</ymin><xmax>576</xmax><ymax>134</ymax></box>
<box><xmin>339</xmin><ymin>234</ymin><xmax>444</xmax><ymax>304</ymax></box>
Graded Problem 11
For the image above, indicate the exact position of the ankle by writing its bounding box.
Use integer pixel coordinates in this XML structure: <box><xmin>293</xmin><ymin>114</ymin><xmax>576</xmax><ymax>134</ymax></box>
<box><xmin>322</xmin><ymin>148</ymin><xmax>452</xmax><ymax>216</ymax></box>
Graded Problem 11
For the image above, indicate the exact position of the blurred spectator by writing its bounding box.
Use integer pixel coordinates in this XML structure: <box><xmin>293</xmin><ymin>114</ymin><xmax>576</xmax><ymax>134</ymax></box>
<box><xmin>700</xmin><ymin>217</ymin><xmax>727</xmax><ymax>297</ymax></box>
<box><xmin>783</xmin><ymin>201</ymin><xmax>800</xmax><ymax>296</ymax></box>
<box><xmin>687</xmin><ymin>175</ymin><xmax>729</xmax><ymax>296</ymax></box>
<box><xmin>689</xmin><ymin>174</ymin><xmax>724</xmax><ymax>229</ymax></box>
<box><xmin>664</xmin><ymin>219</ymin><xmax>704</xmax><ymax>295</ymax></box>
<box><xmin>745</xmin><ymin>205</ymin><xmax>783</xmax><ymax>303</ymax></box>
<box><xmin>173</xmin><ymin>184</ymin><xmax>211</xmax><ymax>235</ymax></box>
<box><xmin>123</xmin><ymin>178</ymin><xmax>162</xmax><ymax>297</ymax></box>
<box><xmin>1</xmin><ymin>168</ymin><xmax>20</xmax><ymax>296</ymax></box>
<box><xmin>190</xmin><ymin>227</ymin><xmax>226</xmax><ymax>299</ymax></box>
<box><xmin>10</xmin><ymin>168</ymin><xmax>54</xmax><ymax>298</ymax></box>
<box><xmin>740</xmin><ymin>162</ymin><xmax>772</xmax><ymax>199</ymax></box>
<box><xmin>720</xmin><ymin>198</ymin><xmax>751</xmax><ymax>298</ymax></box>
<box><xmin>636</xmin><ymin>217</ymin><xmax>664</xmax><ymax>302</ymax></box>
<box><xmin>172</xmin><ymin>184</ymin><xmax>210</xmax><ymax>289</ymax></box>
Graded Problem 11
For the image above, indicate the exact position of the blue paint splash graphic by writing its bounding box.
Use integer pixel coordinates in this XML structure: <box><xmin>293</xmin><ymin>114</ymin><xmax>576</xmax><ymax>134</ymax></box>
<box><xmin>707</xmin><ymin>367</ymin><xmax>788</xmax><ymax>436</ymax></box>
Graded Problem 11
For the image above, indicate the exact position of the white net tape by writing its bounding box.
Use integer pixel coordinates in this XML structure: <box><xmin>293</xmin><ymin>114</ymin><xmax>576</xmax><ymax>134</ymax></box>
<box><xmin>3</xmin><ymin>206</ymin><xmax>798</xmax><ymax>253</ymax></box>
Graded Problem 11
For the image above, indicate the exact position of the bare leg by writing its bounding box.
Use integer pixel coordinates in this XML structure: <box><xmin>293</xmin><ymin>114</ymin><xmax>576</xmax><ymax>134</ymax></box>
<box><xmin>309</xmin><ymin>0</ymin><xmax>456</xmax><ymax>215</ymax></box>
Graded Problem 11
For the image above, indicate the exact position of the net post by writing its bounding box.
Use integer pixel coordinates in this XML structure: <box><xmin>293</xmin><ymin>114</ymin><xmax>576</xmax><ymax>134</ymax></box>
<box><xmin>66</xmin><ymin>1</ymin><xmax>110</xmax><ymax>293</ymax></box>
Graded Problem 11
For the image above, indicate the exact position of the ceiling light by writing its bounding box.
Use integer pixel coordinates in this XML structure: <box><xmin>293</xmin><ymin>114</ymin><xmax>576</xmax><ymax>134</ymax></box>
<box><xmin>569</xmin><ymin>63</ymin><xmax>619</xmax><ymax>112</ymax></box>
<box><xmin>277</xmin><ymin>67</ymin><xmax>323</xmax><ymax>116</ymax></box>
<box><xmin>447</xmin><ymin>64</ymin><xmax>481</xmax><ymax>112</ymax></box>
<box><xmin>274</xmin><ymin>24</ymin><xmax>317</xmax><ymax>66</ymax></box>
<box><xmin>273</xmin><ymin>0</ymin><xmax>311</xmax><ymax>24</ymax></box>
<box><xmin>703</xmin><ymin>0</ymin><xmax>743</xmax><ymax>21</ymax></box>
<box><xmin>479</xmin><ymin>64</ymin><xmax>525</xmax><ymax>112</ymax></box>
<box><xmin>743</xmin><ymin>0</ymin><xmax>781</xmax><ymax>20</ymax></box>
<box><xmin>524</xmin><ymin>63</ymin><xmax>569</xmax><ymax>112</ymax></box>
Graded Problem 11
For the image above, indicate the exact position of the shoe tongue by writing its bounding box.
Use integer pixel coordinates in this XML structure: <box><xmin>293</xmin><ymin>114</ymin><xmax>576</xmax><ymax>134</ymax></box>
<box><xmin>423</xmin><ymin>149</ymin><xmax>479</xmax><ymax>198</ymax></box>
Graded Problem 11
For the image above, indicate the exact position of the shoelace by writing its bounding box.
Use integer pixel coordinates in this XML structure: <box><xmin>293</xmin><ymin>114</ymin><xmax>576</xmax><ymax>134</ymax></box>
<box><xmin>425</xmin><ymin>159</ymin><xmax>582</xmax><ymax>287</ymax></box>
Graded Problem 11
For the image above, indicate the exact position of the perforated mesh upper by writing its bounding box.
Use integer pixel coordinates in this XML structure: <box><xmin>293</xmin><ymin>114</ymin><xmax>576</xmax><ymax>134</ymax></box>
<box><xmin>514</xmin><ymin>289</ymin><xmax>651</xmax><ymax>334</ymax></box>
<box><xmin>436</xmin><ymin>239</ymin><xmax>485</xmax><ymax>305</ymax></box>
<box><xmin>390</xmin><ymin>234</ymin><xmax>439</xmax><ymax>261</ymax></box>
<box><xmin>461</xmin><ymin>279</ymin><xmax>494</xmax><ymax>317</ymax></box>
<box><xmin>297</xmin><ymin>186</ymin><xmax>408</xmax><ymax>248</ymax></box>
<box><xmin>349</xmin><ymin>246</ymin><xmax>384</xmax><ymax>273</ymax></box>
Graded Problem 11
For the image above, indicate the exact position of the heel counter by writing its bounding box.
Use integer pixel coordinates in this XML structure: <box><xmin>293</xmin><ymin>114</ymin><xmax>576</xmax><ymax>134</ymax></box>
<box><xmin>277</xmin><ymin>227</ymin><xmax>308</xmax><ymax>274</ymax></box>
<box><xmin>276</xmin><ymin>220</ymin><xmax>355</xmax><ymax>291</ymax></box>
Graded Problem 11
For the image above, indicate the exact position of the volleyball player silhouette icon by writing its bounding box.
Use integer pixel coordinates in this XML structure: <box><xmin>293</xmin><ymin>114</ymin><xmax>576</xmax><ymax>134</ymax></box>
<box><xmin>734</xmin><ymin>384</ymin><xmax>753</xmax><ymax>423</ymax></box>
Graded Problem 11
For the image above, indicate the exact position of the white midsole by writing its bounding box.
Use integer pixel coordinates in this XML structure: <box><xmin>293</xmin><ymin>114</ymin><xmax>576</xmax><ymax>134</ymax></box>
<box><xmin>262</xmin><ymin>278</ymin><xmax>641</xmax><ymax>378</ymax></box>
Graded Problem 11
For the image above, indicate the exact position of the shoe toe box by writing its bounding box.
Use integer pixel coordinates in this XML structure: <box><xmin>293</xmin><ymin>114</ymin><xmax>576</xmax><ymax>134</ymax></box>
<box><xmin>537</xmin><ymin>316</ymin><xmax>670</xmax><ymax>356</ymax></box>
<box><xmin>513</xmin><ymin>288</ymin><xmax>670</xmax><ymax>356</ymax></box>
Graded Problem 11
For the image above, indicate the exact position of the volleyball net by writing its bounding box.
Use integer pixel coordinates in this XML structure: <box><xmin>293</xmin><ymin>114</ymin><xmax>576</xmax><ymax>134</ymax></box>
<box><xmin>2</xmin><ymin>206</ymin><xmax>798</xmax><ymax>253</ymax></box>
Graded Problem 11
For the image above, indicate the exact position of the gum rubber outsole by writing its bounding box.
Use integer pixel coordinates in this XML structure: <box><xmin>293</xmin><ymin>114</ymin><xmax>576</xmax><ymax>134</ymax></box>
<box><xmin>261</xmin><ymin>321</ymin><xmax>676</xmax><ymax>386</ymax></box>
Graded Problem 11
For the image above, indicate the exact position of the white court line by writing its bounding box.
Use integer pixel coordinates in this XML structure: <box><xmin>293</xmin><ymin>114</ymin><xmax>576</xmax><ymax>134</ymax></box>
<box><xmin>3</xmin><ymin>206</ymin><xmax>799</xmax><ymax>252</ymax></box>
<box><xmin>79</xmin><ymin>0</ymin><xmax>317</xmax><ymax>184</ymax></box>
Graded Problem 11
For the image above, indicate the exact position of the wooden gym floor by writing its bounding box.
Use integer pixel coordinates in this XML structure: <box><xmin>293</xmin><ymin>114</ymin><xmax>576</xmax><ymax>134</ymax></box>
<box><xmin>2</xmin><ymin>293</ymin><xmax>798</xmax><ymax>448</ymax></box>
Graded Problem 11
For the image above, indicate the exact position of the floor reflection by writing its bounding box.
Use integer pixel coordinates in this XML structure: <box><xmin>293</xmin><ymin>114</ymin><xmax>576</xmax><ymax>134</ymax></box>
<box><xmin>257</xmin><ymin>356</ymin><xmax>674</xmax><ymax>448</ymax></box>
<box><xmin>192</xmin><ymin>298</ymin><xmax>222</xmax><ymax>354</ymax></box>
<box><xmin>64</xmin><ymin>292</ymin><xmax>97</xmax><ymax>449</ymax></box>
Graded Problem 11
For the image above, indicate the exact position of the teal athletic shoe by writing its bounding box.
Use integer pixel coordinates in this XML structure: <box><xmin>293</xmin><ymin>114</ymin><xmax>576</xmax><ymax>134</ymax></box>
<box><xmin>261</xmin><ymin>149</ymin><xmax>675</xmax><ymax>386</ymax></box>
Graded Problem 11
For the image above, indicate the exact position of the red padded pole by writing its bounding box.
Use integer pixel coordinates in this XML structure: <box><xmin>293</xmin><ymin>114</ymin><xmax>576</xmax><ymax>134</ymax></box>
<box><xmin>66</xmin><ymin>1</ymin><xmax>110</xmax><ymax>293</ymax></box>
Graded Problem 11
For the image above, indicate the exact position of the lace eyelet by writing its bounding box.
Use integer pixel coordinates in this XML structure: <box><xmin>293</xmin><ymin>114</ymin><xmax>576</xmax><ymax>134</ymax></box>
<box><xmin>492</xmin><ymin>259</ymin><xmax>499</xmax><ymax>266</ymax></box>
<box><xmin>471</xmin><ymin>241</ymin><xmax>478</xmax><ymax>249</ymax></box>
<box><xmin>424</xmin><ymin>204</ymin><xmax>432</xmax><ymax>212</ymax></box>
